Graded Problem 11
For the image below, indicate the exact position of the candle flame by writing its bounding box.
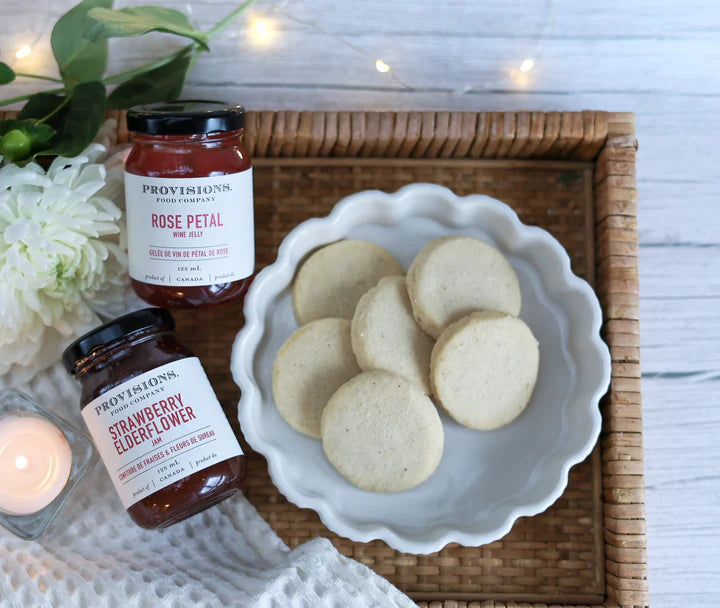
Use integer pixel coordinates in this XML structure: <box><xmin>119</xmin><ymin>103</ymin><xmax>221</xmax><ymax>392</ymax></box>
<box><xmin>15</xmin><ymin>45</ymin><xmax>32</xmax><ymax>60</ymax></box>
<box><xmin>14</xmin><ymin>455</ymin><xmax>29</xmax><ymax>470</ymax></box>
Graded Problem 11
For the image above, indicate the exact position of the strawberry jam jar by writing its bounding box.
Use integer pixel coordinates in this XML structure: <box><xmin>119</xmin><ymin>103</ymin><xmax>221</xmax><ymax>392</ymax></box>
<box><xmin>62</xmin><ymin>308</ymin><xmax>246</xmax><ymax>529</ymax></box>
<box><xmin>124</xmin><ymin>101</ymin><xmax>254</xmax><ymax>308</ymax></box>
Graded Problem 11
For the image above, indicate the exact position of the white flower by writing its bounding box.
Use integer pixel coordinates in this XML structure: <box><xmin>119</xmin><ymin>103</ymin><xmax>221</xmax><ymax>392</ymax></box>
<box><xmin>0</xmin><ymin>136</ymin><xmax>128</xmax><ymax>379</ymax></box>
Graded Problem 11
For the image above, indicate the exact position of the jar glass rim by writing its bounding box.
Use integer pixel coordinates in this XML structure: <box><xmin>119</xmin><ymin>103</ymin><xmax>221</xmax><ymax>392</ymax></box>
<box><xmin>62</xmin><ymin>308</ymin><xmax>175</xmax><ymax>374</ymax></box>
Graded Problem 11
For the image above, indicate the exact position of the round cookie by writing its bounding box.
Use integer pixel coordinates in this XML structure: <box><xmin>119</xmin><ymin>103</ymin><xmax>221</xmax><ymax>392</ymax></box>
<box><xmin>406</xmin><ymin>236</ymin><xmax>521</xmax><ymax>338</ymax></box>
<box><xmin>292</xmin><ymin>240</ymin><xmax>405</xmax><ymax>325</ymax></box>
<box><xmin>351</xmin><ymin>276</ymin><xmax>434</xmax><ymax>394</ymax></box>
<box><xmin>430</xmin><ymin>311</ymin><xmax>539</xmax><ymax>430</ymax></box>
<box><xmin>272</xmin><ymin>318</ymin><xmax>361</xmax><ymax>438</ymax></box>
<box><xmin>321</xmin><ymin>370</ymin><xmax>444</xmax><ymax>492</ymax></box>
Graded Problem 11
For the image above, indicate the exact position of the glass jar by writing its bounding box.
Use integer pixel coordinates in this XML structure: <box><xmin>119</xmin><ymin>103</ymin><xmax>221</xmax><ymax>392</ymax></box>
<box><xmin>125</xmin><ymin>100</ymin><xmax>255</xmax><ymax>308</ymax></box>
<box><xmin>62</xmin><ymin>308</ymin><xmax>246</xmax><ymax>529</ymax></box>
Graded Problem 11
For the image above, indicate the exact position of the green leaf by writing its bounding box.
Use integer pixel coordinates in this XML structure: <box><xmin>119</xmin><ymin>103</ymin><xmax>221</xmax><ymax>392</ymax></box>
<box><xmin>19</xmin><ymin>93</ymin><xmax>67</xmax><ymax>123</ymax></box>
<box><xmin>107</xmin><ymin>52</ymin><xmax>191</xmax><ymax>109</ymax></box>
<box><xmin>0</xmin><ymin>62</ymin><xmax>15</xmax><ymax>85</ymax></box>
<box><xmin>36</xmin><ymin>81</ymin><xmax>106</xmax><ymax>158</ymax></box>
<box><xmin>51</xmin><ymin>0</ymin><xmax>112</xmax><ymax>86</ymax></box>
<box><xmin>85</xmin><ymin>7</ymin><xmax>209</xmax><ymax>49</ymax></box>
<box><xmin>28</xmin><ymin>124</ymin><xmax>56</xmax><ymax>145</ymax></box>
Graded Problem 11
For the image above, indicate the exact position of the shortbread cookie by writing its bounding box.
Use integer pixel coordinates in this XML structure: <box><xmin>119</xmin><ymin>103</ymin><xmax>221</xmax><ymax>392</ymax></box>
<box><xmin>431</xmin><ymin>311</ymin><xmax>539</xmax><ymax>430</ymax></box>
<box><xmin>406</xmin><ymin>236</ymin><xmax>521</xmax><ymax>338</ymax></box>
<box><xmin>272</xmin><ymin>318</ymin><xmax>361</xmax><ymax>438</ymax></box>
<box><xmin>351</xmin><ymin>276</ymin><xmax>434</xmax><ymax>394</ymax></box>
<box><xmin>321</xmin><ymin>371</ymin><xmax>444</xmax><ymax>492</ymax></box>
<box><xmin>292</xmin><ymin>240</ymin><xmax>405</xmax><ymax>325</ymax></box>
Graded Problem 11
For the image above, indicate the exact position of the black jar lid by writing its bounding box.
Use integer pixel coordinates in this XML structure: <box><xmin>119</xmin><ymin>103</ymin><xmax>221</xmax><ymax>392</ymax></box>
<box><xmin>62</xmin><ymin>308</ymin><xmax>175</xmax><ymax>374</ymax></box>
<box><xmin>126</xmin><ymin>100</ymin><xmax>246</xmax><ymax>136</ymax></box>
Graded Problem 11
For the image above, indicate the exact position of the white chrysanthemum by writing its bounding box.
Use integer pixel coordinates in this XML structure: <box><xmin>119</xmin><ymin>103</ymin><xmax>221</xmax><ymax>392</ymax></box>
<box><xmin>0</xmin><ymin>139</ymin><xmax>128</xmax><ymax>378</ymax></box>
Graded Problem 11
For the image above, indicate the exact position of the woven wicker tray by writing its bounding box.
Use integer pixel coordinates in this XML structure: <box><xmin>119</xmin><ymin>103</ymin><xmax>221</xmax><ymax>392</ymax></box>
<box><xmin>111</xmin><ymin>110</ymin><xmax>646</xmax><ymax>608</ymax></box>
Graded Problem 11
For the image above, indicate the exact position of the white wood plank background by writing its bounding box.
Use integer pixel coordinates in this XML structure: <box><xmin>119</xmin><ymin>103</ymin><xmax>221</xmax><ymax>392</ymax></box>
<box><xmin>1</xmin><ymin>1</ymin><xmax>718</xmax><ymax>606</ymax></box>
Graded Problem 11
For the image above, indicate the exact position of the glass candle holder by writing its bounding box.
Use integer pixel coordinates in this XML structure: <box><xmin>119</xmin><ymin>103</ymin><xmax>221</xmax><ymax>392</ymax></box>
<box><xmin>0</xmin><ymin>389</ymin><xmax>95</xmax><ymax>540</ymax></box>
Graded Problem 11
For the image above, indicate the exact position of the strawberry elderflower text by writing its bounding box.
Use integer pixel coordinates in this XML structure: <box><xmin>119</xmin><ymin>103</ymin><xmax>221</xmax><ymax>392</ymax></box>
<box><xmin>108</xmin><ymin>392</ymin><xmax>197</xmax><ymax>455</ymax></box>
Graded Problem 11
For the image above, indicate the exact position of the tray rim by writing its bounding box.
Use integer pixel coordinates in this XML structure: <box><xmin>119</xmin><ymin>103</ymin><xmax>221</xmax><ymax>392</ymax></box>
<box><xmin>134</xmin><ymin>108</ymin><xmax>646</xmax><ymax>608</ymax></box>
<box><xmin>66</xmin><ymin>109</ymin><xmax>646</xmax><ymax>608</ymax></box>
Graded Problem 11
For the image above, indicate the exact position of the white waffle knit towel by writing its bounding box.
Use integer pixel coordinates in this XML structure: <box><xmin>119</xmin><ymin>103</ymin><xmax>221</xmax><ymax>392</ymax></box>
<box><xmin>0</xmin><ymin>365</ymin><xmax>416</xmax><ymax>608</ymax></box>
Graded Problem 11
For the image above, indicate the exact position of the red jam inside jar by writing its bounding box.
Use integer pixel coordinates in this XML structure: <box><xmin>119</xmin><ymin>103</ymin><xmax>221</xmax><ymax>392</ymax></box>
<box><xmin>62</xmin><ymin>308</ymin><xmax>246</xmax><ymax>529</ymax></box>
<box><xmin>124</xmin><ymin>101</ymin><xmax>255</xmax><ymax>309</ymax></box>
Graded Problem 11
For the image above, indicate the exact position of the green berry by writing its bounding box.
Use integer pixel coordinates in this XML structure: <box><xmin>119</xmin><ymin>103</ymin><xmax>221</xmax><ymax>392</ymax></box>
<box><xmin>0</xmin><ymin>129</ymin><xmax>32</xmax><ymax>162</ymax></box>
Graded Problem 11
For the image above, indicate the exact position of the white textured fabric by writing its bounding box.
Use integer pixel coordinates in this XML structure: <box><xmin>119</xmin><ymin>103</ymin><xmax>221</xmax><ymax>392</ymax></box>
<box><xmin>0</xmin><ymin>365</ymin><xmax>416</xmax><ymax>608</ymax></box>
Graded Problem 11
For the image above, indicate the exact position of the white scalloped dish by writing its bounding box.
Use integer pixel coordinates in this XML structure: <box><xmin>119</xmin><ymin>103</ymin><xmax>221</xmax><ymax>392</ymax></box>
<box><xmin>231</xmin><ymin>183</ymin><xmax>610</xmax><ymax>554</ymax></box>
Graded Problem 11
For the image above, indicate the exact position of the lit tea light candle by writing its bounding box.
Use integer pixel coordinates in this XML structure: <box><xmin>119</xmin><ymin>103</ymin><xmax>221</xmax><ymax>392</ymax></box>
<box><xmin>0</xmin><ymin>414</ymin><xmax>72</xmax><ymax>515</ymax></box>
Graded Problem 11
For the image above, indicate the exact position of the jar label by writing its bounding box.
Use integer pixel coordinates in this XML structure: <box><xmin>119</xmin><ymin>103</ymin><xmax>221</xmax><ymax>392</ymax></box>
<box><xmin>124</xmin><ymin>170</ymin><xmax>254</xmax><ymax>286</ymax></box>
<box><xmin>82</xmin><ymin>357</ymin><xmax>243</xmax><ymax>508</ymax></box>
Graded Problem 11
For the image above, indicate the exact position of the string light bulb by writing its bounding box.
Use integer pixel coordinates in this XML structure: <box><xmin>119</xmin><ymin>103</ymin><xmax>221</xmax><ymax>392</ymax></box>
<box><xmin>254</xmin><ymin>19</ymin><xmax>269</xmax><ymax>36</ymax></box>
<box><xmin>14</xmin><ymin>455</ymin><xmax>28</xmax><ymax>470</ymax></box>
<box><xmin>519</xmin><ymin>58</ymin><xmax>535</xmax><ymax>73</ymax></box>
<box><xmin>375</xmin><ymin>59</ymin><xmax>390</xmax><ymax>73</ymax></box>
<box><xmin>15</xmin><ymin>45</ymin><xmax>32</xmax><ymax>59</ymax></box>
<box><xmin>249</xmin><ymin>18</ymin><xmax>275</xmax><ymax>45</ymax></box>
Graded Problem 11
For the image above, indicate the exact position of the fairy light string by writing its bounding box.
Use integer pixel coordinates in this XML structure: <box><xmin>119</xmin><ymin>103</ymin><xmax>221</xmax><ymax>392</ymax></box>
<box><xmin>228</xmin><ymin>0</ymin><xmax>552</xmax><ymax>94</ymax></box>
<box><xmin>227</xmin><ymin>0</ymin><xmax>414</xmax><ymax>89</ymax></box>
<box><xmin>7</xmin><ymin>0</ymin><xmax>554</xmax><ymax>101</ymax></box>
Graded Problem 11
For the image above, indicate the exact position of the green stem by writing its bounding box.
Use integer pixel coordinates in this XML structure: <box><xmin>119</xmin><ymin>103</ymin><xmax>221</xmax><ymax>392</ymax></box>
<box><xmin>101</xmin><ymin>45</ymin><xmax>195</xmax><ymax>86</ymax></box>
<box><xmin>36</xmin><ymin>95</ymin><xmax>71</xmax><ymax>124</ymax></box>
<box><xmin>206</xmin><ymin>0</ymin><xmax>259</xmax><ymax>39</ymax></box>
<box><xmin>14</xmin><ymin>73</ymin><xmax>64</xmax><ymax>84</ymax></box>
<box><xmin>0</xmin><ymin>86</ymin><xmax>67</xmax><ymax>107</ymax></box>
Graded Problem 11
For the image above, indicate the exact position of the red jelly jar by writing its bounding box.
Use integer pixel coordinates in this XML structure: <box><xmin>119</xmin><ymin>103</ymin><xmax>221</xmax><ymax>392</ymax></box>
<box><xmin>62</xmin><ymin>308</ymin><xmax>246</xmax><ymax>529</ymax></box>
<box><xmin>125</xmin><ymin>100</ymin><xmax>255</xmax><ymax>308</ymax></box>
